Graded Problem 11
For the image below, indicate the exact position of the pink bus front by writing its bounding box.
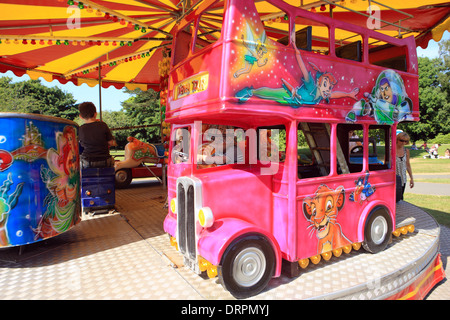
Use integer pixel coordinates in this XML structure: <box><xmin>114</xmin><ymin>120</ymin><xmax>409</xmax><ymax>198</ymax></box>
<box><xmin>163</xmin><ymin>0</ymin><xmax>419</xmax><ymax>298</ymax></box>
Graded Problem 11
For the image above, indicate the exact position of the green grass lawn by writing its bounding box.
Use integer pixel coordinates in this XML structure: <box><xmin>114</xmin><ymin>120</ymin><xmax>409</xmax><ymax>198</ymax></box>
<box><xmin>406</xmin><ymin>143</ymin><xmax>450</xmax><ymax>227</ymax></box>
<box><xmin>409</xmin><ymin>143</ymin><xmax>450</xmax><ymax>174</ymax></box>
<box><xmin>110</xmin><ymin>149</ymin><xmax>125</xmax><ymax>160</ymax></box>
<box><xmin>404</xmin><ymin>194</ymin><xmax>450</xmax><ymax>227</ymax></box>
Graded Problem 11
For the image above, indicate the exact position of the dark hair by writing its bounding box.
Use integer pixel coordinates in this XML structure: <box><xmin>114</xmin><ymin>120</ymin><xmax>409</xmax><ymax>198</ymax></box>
<box><xmin>79</xmin><ymin>102</ymin><xmax>97</xmax><ymax>119</ymax></box>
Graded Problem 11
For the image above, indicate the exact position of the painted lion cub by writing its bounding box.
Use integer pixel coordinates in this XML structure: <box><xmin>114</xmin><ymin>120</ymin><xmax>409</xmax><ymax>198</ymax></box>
<box><xmin>303</xmin><ymin>184</ymin><xmax>352</xmax><ymax>254</ymax></box>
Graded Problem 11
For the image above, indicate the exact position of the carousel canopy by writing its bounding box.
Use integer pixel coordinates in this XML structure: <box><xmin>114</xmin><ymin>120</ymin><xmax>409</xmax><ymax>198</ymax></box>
<box><xmin>0</xmin><ymin>0</ymin><xmax>448</xmax><ymax>91</ymax></box>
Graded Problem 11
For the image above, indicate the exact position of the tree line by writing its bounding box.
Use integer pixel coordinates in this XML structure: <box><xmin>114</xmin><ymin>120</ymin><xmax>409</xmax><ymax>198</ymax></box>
<box><xmin>0</xmin><ymin>39</ymin><xmax>448</xmax><ymax>147</ymax></box>
<box><xmin>0</xmin><ymin>78</ymin><xmax>161</xmax><ymax>148</ymax></box>
<box><xmin>398</xmin><ymin>39</ymin><xmax>450</xmax><ymax>143</ymax></box>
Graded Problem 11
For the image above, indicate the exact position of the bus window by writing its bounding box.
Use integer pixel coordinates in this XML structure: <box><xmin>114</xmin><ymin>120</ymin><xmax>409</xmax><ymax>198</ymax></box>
<box><xmin>337</xmin><ymin>124</ymin><xmax>364</xmax><ymax>174</ymax></box>
<box><xmin>172</xmin><ymin>127</ymin><xmax>191</xmax><ymax>164</ymax></box>
<box><xmin>197</xmin><ymin>124</ymin><xmax>246</xmax><ymax>168</ymax></box>
<box><xmin>335</xmin><ymin>28</ymin><xmax>363</xmax><ymax>62</ymax></box>
<box><xmin>298</xmin><ymin>122</ymin><xmax>330</xmax><ymax>179</ymax></box>
<box><xmin>193</xmin><ymin>11</ymin><xmax>221</xmax><ymax>53</ymax></box>
<box><xmin>368</xmin><ymin>125</ymin><xmax>391</xmax><ymax>170</ymax></box>
<box><xmin>257</xmin><ymin>125</ymin><xmax>286</xmax><ymax>163</ymax></box>
<box><xmin>255</xmin><ymin>1</ymin><xmax>289</xmax><ymax>44</ymax></box>
<box><xmin>279</xmin><ymin>18</ymin><xmax>330</xmax><ymax>55</ymax></box>
<box><xmin>369</xmin><ymin>38</ymin><xmax>408</xmax><ymax>72</ymax></box>
<box><xmin>173</xmin><ymin>23</ymin><xmax>194</xmax><ymax>66</ymax></box>
<box><xmin>309</xmin><ymin>21</ymin><xmax>329</xmax><ymax>55</ymax></box>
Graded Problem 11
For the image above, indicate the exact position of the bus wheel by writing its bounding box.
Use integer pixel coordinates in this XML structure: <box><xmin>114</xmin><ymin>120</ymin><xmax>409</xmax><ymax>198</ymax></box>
<box><xmin>362</xmin><ymin>207</ymin><xmax>392</xmax><ymax>254</ymax></box>
<box><xmin>115</xmin><ymin>168</ymin><xmax>132</xmax><ymax>189</ymax></box>
<box><xmin>218</xmin><ymin>234</ymin><xmax>275</xmax><ymax>299</ymax></box>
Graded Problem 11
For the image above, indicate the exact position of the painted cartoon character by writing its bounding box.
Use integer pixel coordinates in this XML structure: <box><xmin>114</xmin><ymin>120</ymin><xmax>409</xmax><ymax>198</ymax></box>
<box><xmin>236</xmin><ymin>45</ymin><xmax>359</xmax><ymax>107</ymax></box>
<box><xmin>0</xmin><ymin>173</ymin><xmax>24</xmax><ymax>246</ymax></box>
<box><xmin>45</xmin><ymin>126</ymin><xmax>78</xmax><ymax>208</ymax></box>
<box><xmin>349</xmin><ymin>171</ymin><xmax>376</xmax><ymax>204</ymax></box>
<box><xmin>233</xmin><ymin>23</ymin><xmax>268</xmax><ymax>78</ymax></box>
<box><xmin>0</xmin><ymin>150</ymin><xmax>13</xmax><ymax>172</ymax></box>
<box><xmin>10</xmin><ymin>121</ymin><xmax>47</xmax><ymax>162</ymax></box>
<box><xmin>346</xmin><ymin>69</ymin><xmax>412</xmax><ymax>124</ymax></box>
<box><xmin>303</xmin><ymin>185</ymin><xmax>352</xmax><ymax>254</ymax></box>
<box><xmin>115</xmin><ymin>136</ymin><xmax>164</xmax><ymax>171</ymax></box>
<box><xmin>35</xmin><ymin>126</ymin><xmax>80</xmax><ymax>240</ymax></box>
<box><xmin>59</xmin><ymin>126</ymin><xmax>78</xmax><ymax>177</ymax></box>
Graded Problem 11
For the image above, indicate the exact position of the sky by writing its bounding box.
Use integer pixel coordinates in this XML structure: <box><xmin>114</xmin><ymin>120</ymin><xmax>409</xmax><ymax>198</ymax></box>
<box><xmin>1</xmin><ymin>31</ymin><xmax>448</xmax><ymax>112</ymax></box>
<box><xmin>416</xmin><ymin>30</ymin><xmax>449</xmax><ymax>60</ymax></box>
<box><xmin>2</xmin><ymin>70</ymin><xmax>131</xmax><ymax>112</ymax></box>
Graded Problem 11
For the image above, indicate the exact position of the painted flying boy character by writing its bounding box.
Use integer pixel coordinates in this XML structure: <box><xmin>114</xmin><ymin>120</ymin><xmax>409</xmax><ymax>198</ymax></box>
<box><xmin>235</xmin><ymin>45</ymin><xmax>359</xmax><ymax>107</ymax></box>
<box><xmin>346</xmin><ymin>69</ymin><xmax>412</xmax><ymax>125</ymax></box>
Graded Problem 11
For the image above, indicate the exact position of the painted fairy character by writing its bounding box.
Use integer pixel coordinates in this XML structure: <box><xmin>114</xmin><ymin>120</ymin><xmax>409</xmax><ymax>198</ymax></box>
<box><xmin>346</xmin><ymin>69</ymin><xmax>412</xmax><ymax>124</ymax></box>
<box><xmin>233</xmin><ymin>34</ymin><xmax>268</xmax><ymax>78</ymax></box>
<box><xmin>236</xmin><ymin>45</ymin><xmax>359</xmax><ymax>107</ymax></box>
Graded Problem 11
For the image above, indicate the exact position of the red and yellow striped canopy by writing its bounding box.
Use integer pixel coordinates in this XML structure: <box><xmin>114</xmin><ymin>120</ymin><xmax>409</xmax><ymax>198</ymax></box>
<box><xmin>0</xmin><ymin>0</ymin><xmax>448</xmax><ymax>90</ymax></box>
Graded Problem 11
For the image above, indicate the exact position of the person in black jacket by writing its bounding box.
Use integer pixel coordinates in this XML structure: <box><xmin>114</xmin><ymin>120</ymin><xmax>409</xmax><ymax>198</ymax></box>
<box><xmin>78</xmin><ymin>102</ymin><xmax>116</xmax><ymax>168</ymax></box>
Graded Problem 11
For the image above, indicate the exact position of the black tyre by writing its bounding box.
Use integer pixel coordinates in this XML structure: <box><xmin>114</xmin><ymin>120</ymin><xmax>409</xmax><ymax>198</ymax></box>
<box><xmin>362</xmin><ymin>207</ymin><xmax>393</xmax><ymax>254</ymax></box>
<box><xmin>115</xmin><ymin>168</ymin><xmax>132</xmax><ymax>189</ymax></box>
<box><xmin>218</xmin><ymin>234</ymin><xmax>275</xmax><ymax>299</ymax></box>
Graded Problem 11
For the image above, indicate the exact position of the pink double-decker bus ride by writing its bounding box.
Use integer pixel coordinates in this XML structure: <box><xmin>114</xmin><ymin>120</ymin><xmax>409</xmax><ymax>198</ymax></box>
<box><xmin>163</xmin><ymin>0</ymin><xmax>419</xmax><ymax>298</ymax></box>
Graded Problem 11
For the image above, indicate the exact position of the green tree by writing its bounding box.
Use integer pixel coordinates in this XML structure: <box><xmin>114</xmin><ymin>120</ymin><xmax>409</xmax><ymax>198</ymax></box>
<box><xmin>438</xmin><ymin>39</ymin><xmax>450</xmax><ymax>97</ymax></box>
<box><xmin>101</xmin><ymin>110</ymin><xmax>131</xmax><ymax>148</ymax></box>
<box><xmin>118</xmin><ymin>87</ymin><xmax>161</xmax><ymax>146</ymax></box>
<box><xmin>399</xmin><ymin>43</ymin><xmax>450</xmax><ymax>142</ymax></box>
<box><xmin>0</xmin><ymin>77</ymin><xmax>78</xmax><ymax>120</ymax></box>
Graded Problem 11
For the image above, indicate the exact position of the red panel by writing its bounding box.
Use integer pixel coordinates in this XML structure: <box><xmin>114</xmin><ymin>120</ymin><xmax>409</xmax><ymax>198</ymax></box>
<box><xmin>386</xmin><ymin>254</ymin><xmax>446</xmax><ymax>300</ymax></box>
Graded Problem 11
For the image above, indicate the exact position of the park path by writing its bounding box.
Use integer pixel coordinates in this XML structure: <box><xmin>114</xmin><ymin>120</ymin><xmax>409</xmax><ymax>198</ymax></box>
<box><xmin>405</xmin><ymin>174</ymin><xmax>450</xmax><ymax>197</ymax></box>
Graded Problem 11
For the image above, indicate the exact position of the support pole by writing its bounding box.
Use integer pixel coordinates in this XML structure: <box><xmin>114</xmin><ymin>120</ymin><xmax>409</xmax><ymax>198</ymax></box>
<box><xmin>98</xmin><ymin>61</ymin><xmax>102</xmax><ymax>121</ymax></box>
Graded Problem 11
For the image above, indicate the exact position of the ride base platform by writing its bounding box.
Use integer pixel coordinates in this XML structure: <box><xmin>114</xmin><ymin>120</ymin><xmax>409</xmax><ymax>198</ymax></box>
<box><xmin>0</xmin><ymin>180</ymin><xmax>446</xmax><ymax>300</ymax></box>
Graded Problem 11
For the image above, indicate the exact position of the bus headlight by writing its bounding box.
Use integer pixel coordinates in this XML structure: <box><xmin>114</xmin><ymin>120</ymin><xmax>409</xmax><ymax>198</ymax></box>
<box><xmin>170</xmin><ymin>198</ymin><xmax>177</xmax><ymax>214</ymax></box>
<box><xmin>198</xmin><ymin>207</ymin><xmax>214</xmax><ymax>228</ymax></box>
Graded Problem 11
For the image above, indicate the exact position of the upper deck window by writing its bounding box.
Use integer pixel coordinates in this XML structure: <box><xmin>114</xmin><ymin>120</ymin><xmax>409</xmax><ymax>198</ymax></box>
<box><xmin>193</xmin><ymin>10</ymin><xmax>222</xmax><ymax>53</ymax></box>
<box><xmin>278</xmin><ymin>17</ymin><xmax>330</xmax><ymax>56</ymax></box>
<box><xmin>173</xmin><ymin>23</ymin><xmax>194</xmax><ymax>66</ymax></box>
<box><xmin>369</xmin><ymin>38</ymin><xmax>408</xmax><ymax>72</ymax></box>
<box><xmin>255</xmin><ymin>1</ymin><xmax>290</xmax><ymax>45</ymax></box>
<box><xmin>172</xmin><ymin>2</ymin><xmax>223</xmax><ymax>65</ymax></box>
<box><xmin>335</xmin><ymin>28</ymin><xmax>363</xmax><ymax>62</ymax></box>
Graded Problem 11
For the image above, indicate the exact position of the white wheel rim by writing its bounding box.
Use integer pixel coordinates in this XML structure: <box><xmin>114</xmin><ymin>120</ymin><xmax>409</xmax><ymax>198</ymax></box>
<box><xmin>371</xmin><ymin>215</ymin><xmax>388</xmax><ymax>245</ymax></box>
<box><xmin>116</xmin><ymin>171</ymin><xmax>127</xmax><ymax>183</ymax></box>
<box><xmin>232</xmin><ymin>247</ymin><xmax>266</xmax><ymax>287</ymax></box>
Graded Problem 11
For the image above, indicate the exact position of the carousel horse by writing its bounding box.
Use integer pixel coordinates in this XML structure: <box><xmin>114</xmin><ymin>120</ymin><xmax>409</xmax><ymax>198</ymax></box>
<box><xmin>115</xmin><ymin>137</ymin><xmax>165</xmax><ymax>171</ymax></box>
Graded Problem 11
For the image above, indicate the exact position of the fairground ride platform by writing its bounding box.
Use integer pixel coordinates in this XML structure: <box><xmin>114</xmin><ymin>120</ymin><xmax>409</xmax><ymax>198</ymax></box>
<box><xmin>0</xmin><ymin>179</ymin><xmax>447</xmax><ymax>300</ymax></box>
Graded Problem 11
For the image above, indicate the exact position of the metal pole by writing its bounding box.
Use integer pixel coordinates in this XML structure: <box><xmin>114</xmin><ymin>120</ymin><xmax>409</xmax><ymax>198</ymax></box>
<box><xmin>98</xmin><ymin>61</ymin><xmax>102</xmax><ymax>121</ymax></box>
